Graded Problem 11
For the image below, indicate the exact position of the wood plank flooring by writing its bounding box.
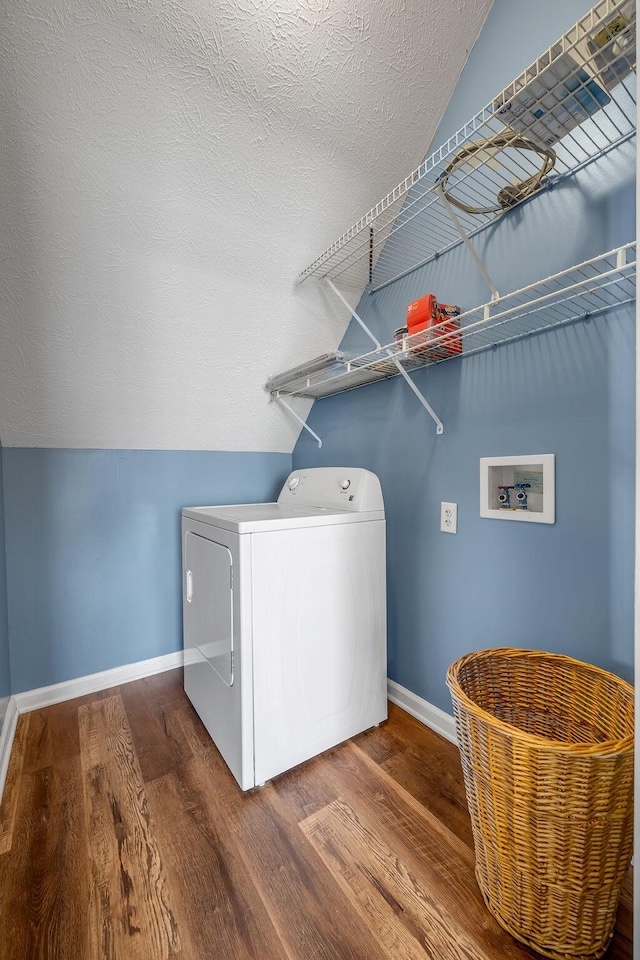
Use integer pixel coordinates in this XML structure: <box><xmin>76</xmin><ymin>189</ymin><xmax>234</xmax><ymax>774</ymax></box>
<box><xmin>0</xmin><ymin>668</ymin><xmax>633</xmax><ymax>959</ymax></box>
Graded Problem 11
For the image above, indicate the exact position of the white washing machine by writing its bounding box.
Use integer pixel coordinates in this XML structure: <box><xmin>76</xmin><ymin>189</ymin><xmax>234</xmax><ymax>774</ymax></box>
<box><xmin>182</xmin><ymin>466</ymin><xmax>387</xmax><ymax>790</ymax></box>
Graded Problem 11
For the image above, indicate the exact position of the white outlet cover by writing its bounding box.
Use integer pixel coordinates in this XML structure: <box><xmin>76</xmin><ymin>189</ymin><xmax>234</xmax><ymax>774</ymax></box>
<box><xmin>441</xmin><ymin>501</ymin><xmax>457</xmax><ymax>534</ymax></box>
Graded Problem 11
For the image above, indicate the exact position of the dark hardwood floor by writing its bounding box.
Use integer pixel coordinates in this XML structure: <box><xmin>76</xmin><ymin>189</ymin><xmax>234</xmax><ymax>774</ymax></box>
<box><xmin>0</xmin><ymin>668</ymin><xmax>632</xmax><ymax>959</ymax></box>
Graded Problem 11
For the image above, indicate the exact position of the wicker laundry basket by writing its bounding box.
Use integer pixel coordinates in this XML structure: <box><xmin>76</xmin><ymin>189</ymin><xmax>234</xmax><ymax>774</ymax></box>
<box><xmin>446</xmin><ymin>648</ymin><xmax>634</xmax><ymax>960</ymax></box>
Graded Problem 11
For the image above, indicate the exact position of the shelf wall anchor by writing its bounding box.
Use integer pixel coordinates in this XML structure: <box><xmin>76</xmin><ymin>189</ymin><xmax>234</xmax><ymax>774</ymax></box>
<box><xmin>273</xmin><ymin>393</ymin><xmax>322</xmax><ymax>448</ymax></box>
<box><xmin>326</xmin><ymin>279</ymin><xmax>444</xmax><ymax>435</ymax></box>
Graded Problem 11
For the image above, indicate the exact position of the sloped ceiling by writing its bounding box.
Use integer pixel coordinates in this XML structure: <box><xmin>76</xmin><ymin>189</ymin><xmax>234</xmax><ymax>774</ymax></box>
<box><xmin>0</xmin><ymin>0</ymin><xmax>493</xmax><ymax>452</ymax></box>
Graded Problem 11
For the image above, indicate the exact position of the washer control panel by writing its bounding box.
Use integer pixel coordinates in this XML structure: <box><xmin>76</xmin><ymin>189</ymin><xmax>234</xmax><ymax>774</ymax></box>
<box><xmin>278</xmin><ymin>467</ymin><xmax>384</xmax><ymax>512</ymax></box>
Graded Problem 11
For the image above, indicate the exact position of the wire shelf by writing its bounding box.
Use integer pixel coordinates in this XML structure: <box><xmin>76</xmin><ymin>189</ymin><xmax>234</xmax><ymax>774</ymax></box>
<box><xmin>270</xmin><ymin>244</ymin><xmax>635</xmax><ymax>399</ymax></box>
<box><xmin>299</xmin><ymin>0</ymin><xmax>636</xmax><ymax>292</ymax></box>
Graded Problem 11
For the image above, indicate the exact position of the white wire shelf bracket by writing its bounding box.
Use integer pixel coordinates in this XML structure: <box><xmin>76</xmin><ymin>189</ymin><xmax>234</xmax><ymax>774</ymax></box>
<box><xmin>273</xmin><ymin>395</ymin><xmax>323</xmax><ymax>448</ymax></box>
<box><xmin>269</xmin><ymin>243</ymin><xmax>635</xmax><ymax>404</ymax></box>
<box><xmin>298</xmin><ymin>0</ymin><xmax>636</xmax><ymax>293</ymax></box>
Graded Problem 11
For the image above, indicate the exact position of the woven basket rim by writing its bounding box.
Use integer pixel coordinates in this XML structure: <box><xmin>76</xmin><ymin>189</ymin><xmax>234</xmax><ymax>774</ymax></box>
<box><xmin>446</xmin><ymin>647</ymin><xmax>634</xmax><ymax>755</ymax></box>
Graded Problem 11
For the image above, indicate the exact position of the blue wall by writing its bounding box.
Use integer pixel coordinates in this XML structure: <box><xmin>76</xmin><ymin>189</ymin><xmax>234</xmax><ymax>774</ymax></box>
<box><xmin>293</xmin><ymin>0</ymin><xmax>635</xmax><ymax>714</ymax></box>
<box><xmin>0</xmin><ymin>444</ymin><xmax>10</xmax><ymax>727</ymax></box>
<box><xmin>3</xmin><ymin>449</ymin><xmax>291</xmax><ymax>693</ymax></box>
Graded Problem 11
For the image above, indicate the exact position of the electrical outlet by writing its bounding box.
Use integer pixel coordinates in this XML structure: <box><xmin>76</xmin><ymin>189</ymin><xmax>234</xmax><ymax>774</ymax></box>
<box><xmin>440</xmin><ymin>501</ymin><xmax>457</xmax><ymax>534</ymax></box>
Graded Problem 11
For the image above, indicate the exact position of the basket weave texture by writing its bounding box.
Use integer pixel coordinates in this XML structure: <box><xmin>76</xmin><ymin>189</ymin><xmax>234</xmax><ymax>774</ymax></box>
<box><xmin>446</xmin><ymin>648</ymin><xmax>634</xmax><ymax>960</ymax></box>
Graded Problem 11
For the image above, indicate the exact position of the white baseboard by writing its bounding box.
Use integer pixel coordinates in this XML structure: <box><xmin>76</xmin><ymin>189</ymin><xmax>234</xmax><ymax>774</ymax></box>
<box><xmin>13</xmin><ymin>650</ymin><xmax>185</xmax><ymax>715</ymax></box>
<box><xmin>387</xmin><ymin>679</ymin><xmax>458</xmax><ymax>745</ymax></box>
<box><xmin>3</xmin><ymin>662</ymin><xmax>450</xmax><ymax>809</ymax></box>
<box><xmin>0</xmin><ymin>697</ymin><xmax>19</xmax><ymax>802</ymax></box>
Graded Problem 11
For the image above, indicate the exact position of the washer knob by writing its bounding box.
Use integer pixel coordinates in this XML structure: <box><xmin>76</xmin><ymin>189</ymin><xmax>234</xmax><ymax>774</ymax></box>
<box><xmin>340</xmin><ymin>479</ymin><xmax>351</xmax><ymax>490</ymax></box>
<box><xmin>288</xmin><ymin>476</ymin><xmax>300</xmax><ymax>490</ymax></box>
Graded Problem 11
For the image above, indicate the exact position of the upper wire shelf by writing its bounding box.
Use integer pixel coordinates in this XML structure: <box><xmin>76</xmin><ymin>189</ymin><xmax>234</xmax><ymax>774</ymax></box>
<box><xmin>270</xmin><ymin>244</ymin><xmax>636</xmax><ymax>400</ymax></box>
<box><xmin>298</xmin><ymin>0</ymin><xmax>636</xmax><ymax>293</ymax></box>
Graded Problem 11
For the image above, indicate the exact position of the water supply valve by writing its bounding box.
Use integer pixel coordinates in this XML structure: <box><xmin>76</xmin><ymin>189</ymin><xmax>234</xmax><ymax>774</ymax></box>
<box><xmin>514</xmin><ymin>482</ymin><xmax>531</xmax><ymax>509</ymax></box>
<box><xmin>497</xmin><ymin>485</ymin><xmax>513</xmax><ymax>509</ymax></box>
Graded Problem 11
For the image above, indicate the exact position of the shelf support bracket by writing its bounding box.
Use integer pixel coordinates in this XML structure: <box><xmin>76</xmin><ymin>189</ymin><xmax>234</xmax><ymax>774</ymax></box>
<box><xmin>392</xmin><ymin>359</ymin><xmax>444</xmax><ymax>434</ymax></box>
<box><xmin>325</xmin><ymin>279</ymin><xmax>444</xmax><ymax>435</ymax></box>
<box><xmin>437</xmin><ymin>185</ymin><xmax>500</xmax><ymax>301</ymax></box>
<box><xmin>326</xmin><ymin>279</ymin><xmax>381</xmax><ymax>349</ymax></box>
<box><xmin>273</xmin><ymin>393</ymin><xmax>322</xmax><ymax>448</ymax></box>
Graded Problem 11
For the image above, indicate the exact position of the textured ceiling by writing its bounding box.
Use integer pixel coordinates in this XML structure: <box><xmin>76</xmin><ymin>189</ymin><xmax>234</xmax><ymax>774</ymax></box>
<box><xmin>0</xmin><ymin>0</ymin><xmax>492</xmax><ymax>451</ymax></box>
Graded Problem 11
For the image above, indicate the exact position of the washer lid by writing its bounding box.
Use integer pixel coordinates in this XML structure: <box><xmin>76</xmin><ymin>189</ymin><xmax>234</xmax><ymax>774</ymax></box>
<box><xmin>182</xmin><ymin>502</ymin><xmax>384</xmax><ymax>533</ymax></box>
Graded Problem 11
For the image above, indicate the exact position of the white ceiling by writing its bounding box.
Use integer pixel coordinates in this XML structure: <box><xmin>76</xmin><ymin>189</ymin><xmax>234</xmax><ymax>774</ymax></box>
<box><xmin>0</xmin><ymin>0</ymin><xmax>493</xmax><ymax>451</ymax></box>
